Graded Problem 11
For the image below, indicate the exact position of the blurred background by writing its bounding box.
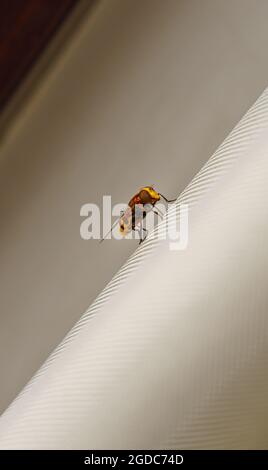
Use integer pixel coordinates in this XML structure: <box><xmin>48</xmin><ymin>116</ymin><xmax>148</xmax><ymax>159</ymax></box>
<box><xmin>1</xmin><ymin>0</ymin><xmax>268</xmax><ymax>416</ymax></box>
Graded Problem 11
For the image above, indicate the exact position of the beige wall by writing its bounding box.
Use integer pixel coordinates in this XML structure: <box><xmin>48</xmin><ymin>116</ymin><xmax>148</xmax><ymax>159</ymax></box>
<box><xmin>1</xmin><ymin>0</ymin><xmax>268</xmax><ymax>415</ymax></box>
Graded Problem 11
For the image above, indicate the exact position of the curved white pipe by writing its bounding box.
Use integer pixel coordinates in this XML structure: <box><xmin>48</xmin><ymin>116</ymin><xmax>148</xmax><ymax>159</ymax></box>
<box><xmin>1</xmin><ymin>88</ymin><xmax>268</xmax><ymax>449</ymax></box>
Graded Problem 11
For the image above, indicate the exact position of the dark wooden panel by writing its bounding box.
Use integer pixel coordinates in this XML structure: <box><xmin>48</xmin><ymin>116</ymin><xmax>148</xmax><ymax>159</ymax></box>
<box><xmin>0</xmin><ymin>0</ymin><xmax>79</xmax><ymax>112</ymax></box>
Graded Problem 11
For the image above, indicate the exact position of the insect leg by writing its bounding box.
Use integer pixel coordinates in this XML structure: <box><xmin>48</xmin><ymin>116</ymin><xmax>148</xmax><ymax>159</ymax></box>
<box><xmin>99</xmin><ymin>216</ymin><xmax>121</xmax><ymax>243</ymax></box>
<box><xmin>145</xmin><ymin>203</ymin><xmax>163</xmax><ymax>219</ymax></box>
<box><xmin>134</xmin><ymin>226</ymin><xmax>147</xmax><ymax>244</ymax></box>
<box><xmin>159</xmin><ymin>193</ymin><xmax>176</xmax><ymax>203</ymax></box>
<box><xmin>153</xmin><ymin>208</ymin><xmax>164</xmax><ymax>219</ymax></box>
<box><xmin>133</xmin><ymin>227</ymin><xmax>142</xmax><ymax>244</ymax></box>
<box><xmin>140</xmin><ymin>227</ymin><xmax>148</xmax><ymax>244</ymax></box>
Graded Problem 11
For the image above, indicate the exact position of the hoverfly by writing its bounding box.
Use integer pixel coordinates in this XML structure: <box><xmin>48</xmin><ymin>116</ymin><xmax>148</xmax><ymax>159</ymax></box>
<box><xmin>100</xmin><ymin>186</ymin><xmax>176</xmax><ymax>244</ymax></box>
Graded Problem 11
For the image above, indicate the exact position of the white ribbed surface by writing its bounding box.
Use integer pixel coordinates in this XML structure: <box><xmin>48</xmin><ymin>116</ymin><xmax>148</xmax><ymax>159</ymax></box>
<box><xmin>1</xmin><ymin>88</ymin><xmax>268</xmax><ymax>449</ymax></box>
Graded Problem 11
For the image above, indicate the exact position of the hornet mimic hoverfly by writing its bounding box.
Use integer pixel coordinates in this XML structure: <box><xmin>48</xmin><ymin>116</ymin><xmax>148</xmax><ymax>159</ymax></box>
<box><xmin>100</xmin><ymin>186</ymin><xmax>176</xmax><ymax>244</ymax></box>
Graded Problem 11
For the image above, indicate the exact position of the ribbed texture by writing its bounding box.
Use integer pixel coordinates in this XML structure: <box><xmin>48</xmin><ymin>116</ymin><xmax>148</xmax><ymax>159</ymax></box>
<box><xmin>1</xmin><ymin>89</ymin><xmax>268</xmax><ymax>448</ymax></box>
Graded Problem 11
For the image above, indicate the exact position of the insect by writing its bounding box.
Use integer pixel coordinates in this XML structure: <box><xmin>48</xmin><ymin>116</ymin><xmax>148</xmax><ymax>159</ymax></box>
<box><xmin>100</xmin><ymin>186</ymin><xmax>176</xmax><ymax>244</ymax></box>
